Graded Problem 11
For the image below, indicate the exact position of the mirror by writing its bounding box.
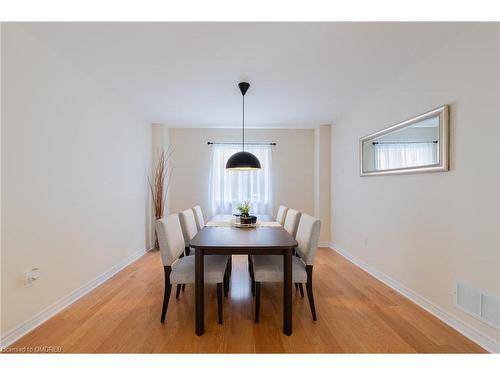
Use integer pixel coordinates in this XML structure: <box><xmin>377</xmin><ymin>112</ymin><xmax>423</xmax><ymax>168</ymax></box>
<box><xmin>360</xmin><ymin>105</ymin><xmax>449</xmax><ymax>176</ymax></box>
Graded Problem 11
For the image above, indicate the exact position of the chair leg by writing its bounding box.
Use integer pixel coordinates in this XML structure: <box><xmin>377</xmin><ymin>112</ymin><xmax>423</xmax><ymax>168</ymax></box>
<box><xmin>305</xmin><ymin>266</ymin><xmax>317</xmax><ymax>321</ymax></box>
<box><xmin>249</xmin><ymin>257</ymin><xmax>255</xmax><ymax>297</ymax></box>
<box><xmin>255</xmin><ymin>281</ymin><xmax>261</xmax><ymax>323</ymax></box>
<box><xmin>182</xmin><ymin>284</ymin><xmax>186</xmax><ymax>291</ymax></box>
<box><xmin>176</xmin><ymin>284</ymin><xmax>182</xmax><ymax>299</ymax></box>
<box><xmin>185</xmin><ymin>247</ymin><xmax>190</xmax><ymax>256</ymax></box>
<box><xmin>298</xmin><ymin>283</ymin><xmax>304</xmax><ymax>298</ymax></box>
<box><xmin>224</xmin><ymin>270</ymin><xmax>229</xmax><ymax>297</ymax></box>
<box><xmin>295</xmin><ymin>283</ymin><xmax>299</xmax><ymax>291</ymax></box>
<box><xmin>217</xmin><ymin>282</ymin><xmax>223</xmax><ymax>324</ymax></box>
<box><xmin>225</xmin><ymin>257</ymin><xmax>231</xmax><ymax>294</ymax></box>
<box><xmin>161</xmin><ymin>266</ymin><xmax>172</xmax><ymax>323</ymax></box>
<box><xmin>249</xmin><ymin>257</ymin><xmax>254</xmax><ymax>281</ymax></box>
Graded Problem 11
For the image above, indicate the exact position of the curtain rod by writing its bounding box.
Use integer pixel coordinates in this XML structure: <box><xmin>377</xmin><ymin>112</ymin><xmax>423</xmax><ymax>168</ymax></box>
<box><xmin>372</xmin><ymin>141</ymin><xmax>438</xmax><ymax>145</ymax></box>
<box><xmin>207</xmin><ymin>142</ymin><xmax>277</xmax><ymax>146</ymax></box>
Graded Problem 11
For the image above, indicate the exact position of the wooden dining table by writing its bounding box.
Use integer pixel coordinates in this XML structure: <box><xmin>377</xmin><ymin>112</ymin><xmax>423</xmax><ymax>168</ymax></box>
<box><xmin>189</xmin><ymin>214</ymin><xmax>298</xmax><ymax>336</ymax></box>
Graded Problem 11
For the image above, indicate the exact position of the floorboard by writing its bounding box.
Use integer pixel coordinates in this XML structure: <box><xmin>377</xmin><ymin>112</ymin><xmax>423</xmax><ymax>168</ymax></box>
<box><xmin>8</xmin><ymin>248</ymin><xmax>486</xmax><ymax>353</ymax></box>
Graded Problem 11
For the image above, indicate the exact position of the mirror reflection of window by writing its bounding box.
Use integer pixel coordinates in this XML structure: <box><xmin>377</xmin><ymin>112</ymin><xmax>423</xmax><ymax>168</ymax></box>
<box><xmin>374</xmin><ymin>141</ymin><xmax>438</xmax><ymax>170</ymax></box>
<box><xmin>364</xmin><ymin>115</ymin><xmax>440</xmax><ymax>172</ymax></box>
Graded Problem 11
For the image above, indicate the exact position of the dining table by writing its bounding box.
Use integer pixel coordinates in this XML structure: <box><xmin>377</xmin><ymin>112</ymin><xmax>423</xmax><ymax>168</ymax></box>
<box><xmin>189</xmin><ymin>214</ymin><xmax>298</xmax><ymax>336</ymax></box>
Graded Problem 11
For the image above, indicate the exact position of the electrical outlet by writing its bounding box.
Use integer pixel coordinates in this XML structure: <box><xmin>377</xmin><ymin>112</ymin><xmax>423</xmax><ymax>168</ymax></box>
<box><xmin>26</xmin><ymin>268</ymin><xmax>40</xmax><ymax>286</ymax></box>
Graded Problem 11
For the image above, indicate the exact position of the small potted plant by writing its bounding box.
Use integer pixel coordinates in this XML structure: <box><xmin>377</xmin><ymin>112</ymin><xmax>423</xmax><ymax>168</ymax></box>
<box><xmin>236</xmin><ymin>202</ymin><xmax>256</xmax><ymax>224</ymax></box>
<box><xmin>237</xmin><ymin>201</ymin><xmax>251</xmax><ymax>216</ymax></box>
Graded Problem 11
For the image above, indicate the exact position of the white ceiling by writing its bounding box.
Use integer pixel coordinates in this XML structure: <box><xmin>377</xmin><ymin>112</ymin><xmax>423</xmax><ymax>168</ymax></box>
<box><xmin>19</xmin><ymin>23</ymin><xmax>469</xmax><ymax>128</ymax></box>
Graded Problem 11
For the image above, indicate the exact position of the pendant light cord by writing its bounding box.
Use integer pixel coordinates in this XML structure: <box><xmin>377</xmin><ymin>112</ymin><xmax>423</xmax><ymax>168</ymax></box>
<box><xmin>242</xmin><ymin>94</ymin><xmax>245</xmax><ymax>152</ymax></box>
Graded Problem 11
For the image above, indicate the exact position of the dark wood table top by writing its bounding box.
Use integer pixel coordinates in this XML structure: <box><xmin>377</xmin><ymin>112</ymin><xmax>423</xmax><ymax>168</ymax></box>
<box><xmin>190</xmin><ymin>215</ymin><xmax>297</xmax><ymax>250</ymax></box>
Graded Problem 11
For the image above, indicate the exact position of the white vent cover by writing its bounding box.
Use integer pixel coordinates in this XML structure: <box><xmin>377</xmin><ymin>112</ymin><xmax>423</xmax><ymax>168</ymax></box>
<box><xmin>455</xmin><ymin>281</ymin><xmax>500</xmax><ymax>329</ymax></box>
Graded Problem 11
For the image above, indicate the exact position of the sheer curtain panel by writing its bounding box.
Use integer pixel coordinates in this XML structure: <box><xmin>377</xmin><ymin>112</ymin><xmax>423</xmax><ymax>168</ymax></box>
<box><xmin>375</xmin><ymin>142</ymin><xmax>437</xmax><ymax>170</ymax></box>
<box><xmin>209</xmin><ymin>145</ymin><xmax>272</xmax><ymax>216</ymax></box>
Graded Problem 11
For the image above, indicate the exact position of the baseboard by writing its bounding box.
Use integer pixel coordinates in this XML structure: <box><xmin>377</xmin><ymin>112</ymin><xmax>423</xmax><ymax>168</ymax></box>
<box><xmin>0</xmin><ymin>245</ymin><xmax>150</xmax><ymax>348</ymax></box>
<box><xmin>318</xmin><ymin>241</ymin><xmax>332</xmax><ymax>248</ymax></box>
<box><xmin>328</xmin><ymin>243</ymin><xmax>500</xmax><ymax>353</ymax></box>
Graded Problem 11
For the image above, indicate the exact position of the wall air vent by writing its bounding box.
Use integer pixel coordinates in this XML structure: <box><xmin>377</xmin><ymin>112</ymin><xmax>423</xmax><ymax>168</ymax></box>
<box><xmin>455</xmin><ymin>281</ymin><xmax>500</xmax><ymax>330</ymax></box>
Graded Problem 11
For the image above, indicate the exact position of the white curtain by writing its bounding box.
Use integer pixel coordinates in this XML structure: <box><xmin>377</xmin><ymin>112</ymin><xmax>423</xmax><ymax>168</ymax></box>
<box><xmin>209</xmin><ymin>144</ymin><xmax>273</xmax><ymax>216</ymax></box>
<box><xmin>375</xmin><ymin>142</ymin><xmax>438</xmax><ymax>170</ymax></box>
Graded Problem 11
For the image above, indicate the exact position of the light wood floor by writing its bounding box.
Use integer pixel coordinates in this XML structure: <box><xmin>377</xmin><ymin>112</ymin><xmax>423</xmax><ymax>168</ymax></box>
<box><xmin>9</xmin><ymin>248</ymin><xmax>485</xmax><ymax>353</ymax></box>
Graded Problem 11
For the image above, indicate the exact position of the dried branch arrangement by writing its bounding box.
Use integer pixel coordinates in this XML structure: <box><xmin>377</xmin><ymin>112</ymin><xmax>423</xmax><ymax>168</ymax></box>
<box><xmin>148</xmin><ymin>146</ymin><xmax>173</xmax><ymax>249</ymax></box>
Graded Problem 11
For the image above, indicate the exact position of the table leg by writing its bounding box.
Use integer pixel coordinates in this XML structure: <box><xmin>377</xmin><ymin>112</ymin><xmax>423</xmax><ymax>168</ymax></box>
<box><xmin>195</xmin><ymin>248</ymin><xmax>204</xmax><ymax>336</ymax></box>
<box><xmin>283</xmin><ymin>247</ymin><xmax>292</xmax><ymax>335</ymax></box>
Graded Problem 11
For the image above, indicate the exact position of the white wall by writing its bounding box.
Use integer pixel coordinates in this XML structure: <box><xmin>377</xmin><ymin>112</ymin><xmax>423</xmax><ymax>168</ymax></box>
<box><xmin>1</xmin><ymin>25</ymin><xmax>151</xmax><ymax>338</ymax></box>
<box><xmin>331</xmin><ymin>24</ymin><xmax>499</xmax><ymax>347</ymax></box>
<box><xmin>314</xmin><ymin>125</ymin><xmax>331</xmax><ymax>243</ymax></box>
<box><xmin>497</xmin><ymin>24</ymin><xmax>500</xmax><ymax>299</ymax></box>
<box><xmin>167</xmin><ymin>128</ymin><xmax>315</xmax><ymax>219</ymax></box>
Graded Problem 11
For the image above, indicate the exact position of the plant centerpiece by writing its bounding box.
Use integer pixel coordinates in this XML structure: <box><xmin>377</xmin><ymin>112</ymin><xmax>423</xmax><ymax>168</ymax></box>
<box><xmin>236</xmin><ymin>201</ymin><xmax>257</xmax><ymax>225</ymax></box>
<box><xmin>236</xmin><ymin>201</ymin><xmax>251</xmax><ymax>217</ymax></box>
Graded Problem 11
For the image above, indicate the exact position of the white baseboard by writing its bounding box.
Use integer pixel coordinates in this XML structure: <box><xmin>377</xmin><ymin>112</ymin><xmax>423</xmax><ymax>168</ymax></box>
<box><xmin>327</xmin><ymin>243</ymin><xmax>499</xmax><ymax>353</ymax></box>
<box><xmin>318</xmin><ymin>241</ymin><xmax>332</xmax><ymax>248</ymax></box>
<box><xmin>0</xmin><ymin>246</ymin><xmax>150</xmax><ymax>348</ymax></box>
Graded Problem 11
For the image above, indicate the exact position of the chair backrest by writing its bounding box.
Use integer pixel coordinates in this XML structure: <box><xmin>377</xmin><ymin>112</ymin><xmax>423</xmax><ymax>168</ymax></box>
<box><xmin>156</xmin><ymin>214</ymin><xmax>186</xmax><ymax>266</ymax></box>
<box><xmin>179</xmin><ymin>208</ymin><xmax>198</xmax><ymax>247</ymax></box>
<box><xmin>295</xmin><ymin>214</ymin><xmax>321</xmax><ymax>265</ymax></box>
<box><xmin>192</xmin><ymin>205</ymin><xmax>205</xmax><ymax>230</ymax></box>
<box><xmin>283</xmin><ymin>208</ymin><xmax>301</xmax><ymax>238</ymax></box>
<box><xmin>275</xmin><ymin>205</ymin><xmax>288</xmax><ymax>226</ymax></box>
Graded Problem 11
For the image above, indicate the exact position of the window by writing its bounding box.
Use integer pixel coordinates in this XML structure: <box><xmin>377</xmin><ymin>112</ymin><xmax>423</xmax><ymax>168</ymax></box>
<box><xmin>209</xmin><ymin>145</ymin><xmax>272</xmax><ymax>216</ymax></box>
<box><xmin>374</xmin><ymin>142</ymin><xmax>438</xmax><ymax>170</ymax></box>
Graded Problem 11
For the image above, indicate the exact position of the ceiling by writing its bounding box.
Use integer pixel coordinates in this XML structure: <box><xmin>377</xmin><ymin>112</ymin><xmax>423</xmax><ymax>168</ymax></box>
<box><xmin>18</xmin><ymin>23</ymin><xmax>469</xmax><ymax>128</ymax></box>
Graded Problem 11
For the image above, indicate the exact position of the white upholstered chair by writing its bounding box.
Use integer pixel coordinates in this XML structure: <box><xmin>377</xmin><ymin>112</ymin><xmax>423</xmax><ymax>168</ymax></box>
<box><xmin>283</xmin><ymin>208</ymin><xmax>302</xmax><ymax>291</ymax></box>
<box><xmin>249</xmin><ymin>208</ymin><xmax>302</xmax><ymax>296</ymax></box>
<box><xmin>283</xmin><ymin>208</ymin><xmax>301</xmax><ymax>238</ymax></box>
<box><xmin>180</xmin><ymin>208</ymin><xmax>231</xmax><ymax>296</ymax></box>
<box><xmin>252</xmin><ymin>213</ymin><xmax>321</xmax><ymax>322</ymax></box>
<box><xmin>179</xmin><ymin>208</ymin><xmax>199</xmax><ymax>256</ymax></box>
<box><xmin>156</xmin><ymin>214</ymin><xmax>228</xmax><ymax>324</ymax></box>
<box><xmin>275</xmin><ymin>205</ymin><xmax>288</xmax><ymax>226</ymax></box>
<box><xmin>192</xmin><ymin>205</ymin><xmax>205</xmax><ymax>230</ymax></box>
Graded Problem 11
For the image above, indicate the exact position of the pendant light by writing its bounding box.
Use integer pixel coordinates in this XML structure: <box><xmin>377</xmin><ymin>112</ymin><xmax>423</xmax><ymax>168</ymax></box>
<box><xmin>226</xmin><ymin>82</ymin><xmax>262</xmax><ymax>170</ymax></box>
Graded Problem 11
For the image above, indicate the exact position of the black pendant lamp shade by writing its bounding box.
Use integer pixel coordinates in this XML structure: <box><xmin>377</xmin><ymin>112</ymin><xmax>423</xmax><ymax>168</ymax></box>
<box><xmin>226</xmin><ymin>82</ymin><xmax>262</xmax><ymax>170</ymax></box>
<box><xmin>226</xmin><ymin>151</ymin><xmax>261</xmax><ymax>169</ymax></box>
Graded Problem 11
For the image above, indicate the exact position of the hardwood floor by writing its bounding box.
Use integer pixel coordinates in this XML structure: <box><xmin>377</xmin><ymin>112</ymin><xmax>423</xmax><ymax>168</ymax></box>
<box><xmin>9</xmin><ymin>248</ymin><xmax>485</xmax><ymax>353</ymax></box>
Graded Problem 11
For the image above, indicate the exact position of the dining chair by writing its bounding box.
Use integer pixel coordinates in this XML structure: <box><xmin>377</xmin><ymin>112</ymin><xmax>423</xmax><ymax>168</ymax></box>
<box><xmin>252</xmin><ymin>213</ymin><xmax>321</xmax><ymax>322</ymax></box>
<box><xmin>282</xmin><ymin>208</ymin><xmax>302</xmax><ymax>291</ymax></box>
<box><xmin>180</xmin><ymin>208</ymin><xmax>231</xmax><ymax>296</ymax></box>
<box><xmin>283</xmin><ymin>208</ymin><xmax>301</xmax><ymax>238</ymax></box>
<box><xmin>179</xmin><ymin>208</ymin><xmax>198</xmax><ymax>256</ymax></box>
<box><xmin>248</xmin><ymin>208</ymin><xmax>302</xmax><ymax>296</ymax></box>
<box><xmin>275</xmin><ymin>205</ymin><xmax>289</xmax><ymax>226</ymax></box>
<box><xmin>192</xmin><ymin>205</ymin><xmax>205</xmax><ymax>230</ymax></box>
<box><xmin>156</xmin><ymin>214</ymin><xmax>228</xmax><ymax>324</ymax></box>
<box><xmin>192</xmin><ymin>204</ymin><xmax>232</xmax><ymax>287</ymax></box>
